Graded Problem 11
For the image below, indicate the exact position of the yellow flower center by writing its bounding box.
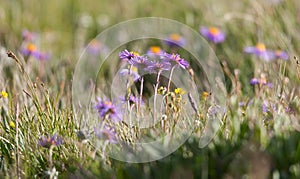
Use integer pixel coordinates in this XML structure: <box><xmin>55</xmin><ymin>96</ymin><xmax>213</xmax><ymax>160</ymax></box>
<box><xmin>169</xmin><ymin>34</ymin><xmax>181</xmax><ymax>41</ymax></box>
<box><xmin>150</xmin><ymin>46</ymin><xmax>162</xmax><ymax>54</ymax></box>
<box><xmin>208</xmin><ymin>27</ymin><xmax>220</xmax><ymax>36</ymax></box>
<box><xmin>256</xmin><ymin>43</ymin><xmax>266</xmax><ymax>52</ymax></box>
<box><xmin>27</xmin><ymin>43</ymin><xmax>37</xmax><ymax>52</ymax></box>
<box><xmin>104</xmin><ymin>101</ymin><xmax>112</xmax><ymax>106</ymax></box>
<box><xmin>275</xmin><ymin>50</ymin><xmax>282</xmax><ymax>56</ymax></box>
<box><xmin>130</xmin><ymin>51</ymin><xmax>139</xmax><ymax>57</ymax></box>
<box><xmin>202</xmin><ymin>91</ymin><xmax>209</xmax><ymax>100</ymax></box>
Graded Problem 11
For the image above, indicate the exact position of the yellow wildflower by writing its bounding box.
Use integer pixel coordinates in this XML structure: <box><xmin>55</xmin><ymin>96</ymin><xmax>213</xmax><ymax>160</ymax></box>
<box><xmin>1</xmin><ymin>90</ymin><xmax>8</xmax><ymax>98</ymax></box>
<box><xmin>9</xmin><ymin>121</ymin><xmax>15</xmax><ymax>128</ymax></box>
<box><xmin>174</xmin><ymin>88</ymin><xmax>186</xmax><ymax>95</ymax></box>
<box><xmin>202</xmin><ymin>91</ymin><xmax>210</xmax><ymax>100</ymax></box>
<box><xmin>158</xmin><ymin>86</ymin><xmax>167</xmax><ymax>95</ymax></box>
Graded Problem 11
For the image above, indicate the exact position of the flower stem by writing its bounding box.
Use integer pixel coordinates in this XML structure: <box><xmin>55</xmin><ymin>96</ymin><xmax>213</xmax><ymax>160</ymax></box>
<box><xmin>138</xmin><ymin>77</ymin><xmax>144</xmax><ymax>116</ymax></box>
<box><xmin>153</xmin><ymin>71</ymin><xmax>161</xmax><ymax>126</ymax></box>
<box><xmin>49</xmin><ymin>145</ymin><xmax>54</xmax><ymax>169</ymax></box>
<box><xmin>167</xmin><ymin>66</ymin><xmax>175</xmax><ymax>93</ymax></box>
<box><xmin>126</xmin><ymin>65</ymin><xmax>133</xmax><ymax>113</ymax></box>
<box><xmin>165</xmin><ymin>66</ymin><xmax>175</xmax><ymax>114</ymax></box>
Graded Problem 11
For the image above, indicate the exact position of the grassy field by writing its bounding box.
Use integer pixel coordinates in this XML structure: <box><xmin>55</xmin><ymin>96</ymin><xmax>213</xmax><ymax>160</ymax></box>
<box><xmin>1</xmin><ymin>0</ymin><xmax>300</xmax><ymax>178</ymax></box>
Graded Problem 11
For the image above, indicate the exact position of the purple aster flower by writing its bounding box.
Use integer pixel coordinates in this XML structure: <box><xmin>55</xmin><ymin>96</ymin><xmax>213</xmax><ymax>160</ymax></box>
<box><xmin>95</xmin><ymin>98</ymin><xmax>122</xmax><ymax>122</ymax></box>
<box><xmin>119</xmin><ymin>49</ymin><xmax>140</xmax><ymax>62</ymax></box>
<box><xmin>146</xmin><ymin>46</ymin><xmax>164</xmax><ymax>56</ymax></box>
<box><xmin>274</xmin><ymin>50</ymin><xmax>289</xmax><ymax>60</ymax></box>
<box><xmin>250</xmin><ymin>78</ymin><xmax>260</xmax><ymax>85</ymax></box>
<box><xmin>20</xmin><ymin>43</ymin><xmax>50</xmax><ymax>61</ymax></box>
<box><xmin>38</xmin><ymin>134</ymin><xmax>64</xmax><ymax>148</ymax></box>
<box><xmin>87</xmin><ymin>40</ymin><xmax>102</xmax><ymax>55</ymax></box>
<box><xmin>20</xmin><ymin>43</ymin><xmax>40</xmax><ymax>57</ymax></box>
<box><xmin>162</xmin><ymin>52</ymin><xmax>189</xmax><ymax>69</ymax></box>
<box><xmin>250</xmin><ymin>77</ymin><xmax>273</xmax><ymax>87</ymax></box>
<box><xmin>200</xmin><ymin>26</ymin><xmax>226</xmax><ymax>44</ymax></box>
<box><xmin>129</xmin><ymin>56</ymin><xmax>150</xmax><ymax>69</ymax></box>
<box><xmin>164</xmin><ymin>34</ymin><xmax>185</xmax><ymax>47</ymax></box>
<box><xmin>244</xmin><ymin>43</ymin><xmax>274</xmax><ymax>61</ymax></box>
<box><xmin>144</xmin><ymin>61</ymin><xmax>171</xmax><ymax>73</ymax></box>
<box><xmin>119</xmin><ymin>68</ymin><xmax>140</xmax><ymax>81</ymax></box>
<box><xmin>95</xmin><ymin>125</ymin><xmax>117</xmax><ymax>144</ymax></box>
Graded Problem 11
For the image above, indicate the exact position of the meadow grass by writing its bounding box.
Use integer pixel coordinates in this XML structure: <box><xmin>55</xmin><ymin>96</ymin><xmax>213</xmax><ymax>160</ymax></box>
<box><xmin>0</xmin><ymin>0</ymin><xmax>300</xmax><ymax>178</ymax></box>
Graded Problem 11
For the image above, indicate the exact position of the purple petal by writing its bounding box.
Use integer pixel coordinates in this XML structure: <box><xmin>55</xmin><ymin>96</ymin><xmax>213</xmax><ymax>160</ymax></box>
<box><xmin>244</xmin><ymin>47</ymin><xmax>257</xmax><ymax>54</ymax></box>
<box><xmin>250</xmin><ymin>78</ymin><xmax>259</xmax><ymax>85</ymax></box>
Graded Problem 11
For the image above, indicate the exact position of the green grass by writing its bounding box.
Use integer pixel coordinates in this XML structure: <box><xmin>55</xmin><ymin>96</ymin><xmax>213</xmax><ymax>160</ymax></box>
<box><xmin>0</xmin><ymin>0</ymin><xmax>300</xmax><ymax>178</ymax></box>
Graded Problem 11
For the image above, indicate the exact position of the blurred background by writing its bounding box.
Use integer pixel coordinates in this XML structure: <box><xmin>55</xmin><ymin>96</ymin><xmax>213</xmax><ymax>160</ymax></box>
<box><xmin>0</xmin><ymin>0</ymin><xmax>300</xmax><ymax>178</ymax></box>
